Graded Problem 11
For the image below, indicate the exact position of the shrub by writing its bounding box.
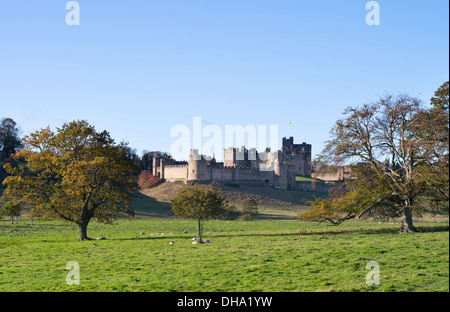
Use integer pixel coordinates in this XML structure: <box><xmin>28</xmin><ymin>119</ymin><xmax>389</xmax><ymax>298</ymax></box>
<box><xmin>137</xmin><ymin>170</ymin><xmax>161</xmax><ymax>189</ymax></box>
<box><xmin>240</xmin><ymin>198</ymin><xmax>258</xmax><ymax>220</ymax></box>
<box><xmin>220</xmin><ymin>205</ymin><xmax>241</xmax><ymax>220</ymax></box>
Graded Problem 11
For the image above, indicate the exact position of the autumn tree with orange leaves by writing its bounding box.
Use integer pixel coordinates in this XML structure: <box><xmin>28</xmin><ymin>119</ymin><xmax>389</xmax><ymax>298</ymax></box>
<box><xmin>2</xmin><ymin>120</ymin><xmax>137</xmax><ymax>241</ymax></box>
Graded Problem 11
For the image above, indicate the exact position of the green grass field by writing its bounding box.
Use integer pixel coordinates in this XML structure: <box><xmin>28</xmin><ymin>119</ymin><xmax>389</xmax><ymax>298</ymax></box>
<box><xmin>0</xmin><ymin>217</ymin><xmax>448</xmax><ymax>292</ymax></box>
<box><xmin>0</xmin><ymin>182</ymin><xmax>448</xmax><ymax>292</ymax></box>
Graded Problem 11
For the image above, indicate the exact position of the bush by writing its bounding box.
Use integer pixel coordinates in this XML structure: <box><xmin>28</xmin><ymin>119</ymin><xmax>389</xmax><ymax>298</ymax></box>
<box><xmin>238</xmin><ymin>213</ymin><xmax>253</xmax><ymax>221</ymax></box>
<box><xmin>240</xmin><ymin>198</ymin><xmax>258</xmax><ymax>220</ymax></box>
<box><xmin>220</xmin><ymin>205</ymin><xmax>241</xmax><ymax>220</ymax></box>
<box><xmin>0</xmin><ymin>201</ymin><xmax>21</xmax><ymax>218</ymax></box>
<box><xmin>137</xmin><ymin>171</ymin><xmax>161</xmax><ymax>189</ymax></box>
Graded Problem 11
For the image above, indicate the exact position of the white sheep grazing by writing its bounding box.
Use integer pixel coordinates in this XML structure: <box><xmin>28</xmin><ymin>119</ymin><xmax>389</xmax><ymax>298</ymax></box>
<box><xmin>169</xmin><ymin>241</ymin><xmax>174</xmax><ymax>245</ymax></box>
<box><xmin>192</xmin><ymin>241</ymin><xmax>199</xmax><ymax>245</ymax></box>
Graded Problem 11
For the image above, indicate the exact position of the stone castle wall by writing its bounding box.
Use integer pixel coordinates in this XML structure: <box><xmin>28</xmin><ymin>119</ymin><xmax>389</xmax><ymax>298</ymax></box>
<box><xmin>163</xmin><ymin>165</ymin><xmax>188</xmax><ymax>182</ymax></box>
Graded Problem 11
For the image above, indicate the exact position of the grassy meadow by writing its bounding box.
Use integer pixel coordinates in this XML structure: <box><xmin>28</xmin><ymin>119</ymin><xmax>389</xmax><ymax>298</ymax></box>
<box><xmin>0</xmin><ymin>217</ymin><xmax>448</xmax><ymax>292</ymax></box>
<box><xmin>0</xmin><ymin>182</ymin><xmax>448</xmax><ymax>292</ymax></box>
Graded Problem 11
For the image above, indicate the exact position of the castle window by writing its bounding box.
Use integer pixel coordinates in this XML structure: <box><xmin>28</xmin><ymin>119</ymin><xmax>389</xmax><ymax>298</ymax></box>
<box><xmin>192</xmin><ymin>169</ymin><xmax>195</xmax><ymax>173</ymax></box>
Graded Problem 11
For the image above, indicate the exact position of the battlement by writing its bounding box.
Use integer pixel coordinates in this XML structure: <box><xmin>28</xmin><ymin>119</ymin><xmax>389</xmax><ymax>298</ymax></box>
<box><xmin>164</xmin><ymin>164</ymin><xmax>188</xmax><ymax>168</ymax></box>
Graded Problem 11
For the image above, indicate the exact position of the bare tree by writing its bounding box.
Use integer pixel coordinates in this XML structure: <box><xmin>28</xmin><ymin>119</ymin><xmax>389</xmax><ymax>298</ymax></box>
<box><xmin>303</xmin><ymin>94</ymin><xmax>443</xmax><ymax>233</ymax></box>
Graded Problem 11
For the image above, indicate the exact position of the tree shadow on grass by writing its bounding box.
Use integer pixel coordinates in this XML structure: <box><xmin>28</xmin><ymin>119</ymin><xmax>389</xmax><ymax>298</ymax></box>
<box><xmin>296</xmin><ymin>225</ymin><xmax>449</xmax><ymax>236</ymax></box>
<box><xmin>130</xmin><ymin>192</ymin><xmax>174</xmax><ymax>219</ymax></box>
<box><xmin>105</xmin><ymin>224</ymin><xmax>449</xmax><ymax>242</ymax></box>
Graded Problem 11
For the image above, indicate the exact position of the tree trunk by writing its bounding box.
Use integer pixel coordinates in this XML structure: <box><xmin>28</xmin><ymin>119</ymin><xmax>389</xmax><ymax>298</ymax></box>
<box><xmin>78</xmin><ymin>222</ymin><xmax>91</xmax><ymax>241</ymax></box>
<box><xmin>197</xmin><ymin>219</ymin><xmax>203</xmax><ymax>242</ymax></box>
<box><xmin>399</xmin><ymin>207</ymin><xmax>416</xmax><ymax>233</ymax></box>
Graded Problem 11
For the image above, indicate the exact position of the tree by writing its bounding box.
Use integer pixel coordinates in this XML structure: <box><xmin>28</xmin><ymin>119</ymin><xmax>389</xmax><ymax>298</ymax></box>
<box><xmin>0</xmin><ymin>201</ymin><xmax>21</xmax><ymax>224</ymax></box>
<box><xmin>302</xmin><ymin>94</ymin><xmax>441</xmax><ymax>233</ymax></box>
<box><xmin>2</xmin><ymin>120</ymin><xmax>137</xmax><ymax>241</ymax></box>
<box><xmin>430</xmin><ymin>81</ymin><xmax>449</xmax><ymax>114</ymax></box>
<box><xmin>170</xmin><ymin>183</ymin><xmax>228</xmax><ymax>242</ymax></box>
<box><xmin>240</xmin><ymin>198</ymin><xmax>259</xmax><ymax>220</ymax></box>
<box><xmin>413</xmin><ymin>81</ymin><xmax>449</xmax><ymax>206</ymax></box>
<box><xmin>0</xmin><ymin>118</ymin><xmax>23</xmax><ymax>161</ymax></box>
<box><xmin>140</xmin><ymin>151</ymin><xmax>173</xmax><ymax>172</ymax></box>
<box><xmin>137</xmin><ymin>170</ymin><xmax>161</xmax><ymax>189</ymax></box>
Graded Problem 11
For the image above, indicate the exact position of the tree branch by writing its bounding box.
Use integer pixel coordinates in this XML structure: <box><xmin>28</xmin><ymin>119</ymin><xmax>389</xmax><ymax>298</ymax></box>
<box><xmin>357</xmin><ymin>196</ymin><xmax>394</xmax><ymax>219</ymax></box>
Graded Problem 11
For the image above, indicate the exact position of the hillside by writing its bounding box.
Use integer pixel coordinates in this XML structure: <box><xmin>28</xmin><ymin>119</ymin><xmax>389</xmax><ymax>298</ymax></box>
<box><xmin>131</xmin><ymin>181</ymin><xmax>329</xmax><ymax>220</ymax></box>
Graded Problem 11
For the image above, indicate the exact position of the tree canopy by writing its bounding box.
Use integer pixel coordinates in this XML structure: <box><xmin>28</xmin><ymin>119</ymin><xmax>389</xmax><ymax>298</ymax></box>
<box><xmin>170</xmin><ymin>183</ymin><xmax>227</xmax><ymax>241</ymax></box>
<box><xmin>2</xmin><ymin>120</ymin><xmax>138</xmax><ymax>241</ymax></box>
<box><xmin>0</xmin><ymin>117</ymin><xmax>23</xmax><ymax>162</ymax></box>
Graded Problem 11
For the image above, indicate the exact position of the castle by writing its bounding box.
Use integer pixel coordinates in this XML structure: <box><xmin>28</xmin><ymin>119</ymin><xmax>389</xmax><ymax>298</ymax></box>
<box><xmin>152</xmin><ymin>137</ymin><xmax>311</xmax><ymax>189</ymax></box>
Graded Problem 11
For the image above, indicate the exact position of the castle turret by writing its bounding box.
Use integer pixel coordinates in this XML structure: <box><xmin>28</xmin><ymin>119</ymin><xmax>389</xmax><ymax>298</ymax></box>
<box><xmin>188</xmin><ymin>149</ymin><xmax>209</xmax><ymax>181</ymax></box>
<box><xmin>152</xmin><ymin>157</ymin><xmax>157</xmax><ymax>176</ymax></box>
<box><xmin>159</xmin><ymin>158</ymin><xmax>164</xmax><ymax>179</ymax></box>
<box><xmin>188</xmin><ymin>150</ymin><xmax>200</xmax><ymax>180</ymax></box>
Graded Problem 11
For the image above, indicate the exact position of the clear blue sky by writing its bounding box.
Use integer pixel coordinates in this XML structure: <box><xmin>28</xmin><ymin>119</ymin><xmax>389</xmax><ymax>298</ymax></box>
<box><xmin>0</xmin><ymin>0</ymin><xmax>448</xmax><ymax>160</ymax></box>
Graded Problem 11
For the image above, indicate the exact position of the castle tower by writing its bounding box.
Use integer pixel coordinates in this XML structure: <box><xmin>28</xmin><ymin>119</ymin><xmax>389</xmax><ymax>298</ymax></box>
<box><xmin>188</xmin><ymin>150</ymin><xmax>200</xmax><ymax>180</ymax></box>
<box><xmin>159</xmin><ymin>158</ymin><xmax>164</xmax><ymax>180</ymax></box>
<box><xmin>152</xmin><ymin>157</ymin><xmax>157</xmax><ymax>176</ymax></box>
<box><xmin>188</xmin><ymin>149</ymin><xmax>209</xmax><ymax>181</ymax></box>
<box><xmin>224</xmin><ymin>147</ymin><xmax>236</xmax><ymax>167</ymax></box>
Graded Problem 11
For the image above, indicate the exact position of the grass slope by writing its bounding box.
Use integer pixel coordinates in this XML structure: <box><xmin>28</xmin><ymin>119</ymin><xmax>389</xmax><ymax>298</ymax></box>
<box><xmin>134</xmin><ymin>182</ymin><xmax>328</xmax><ymax>220</ymax></box>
